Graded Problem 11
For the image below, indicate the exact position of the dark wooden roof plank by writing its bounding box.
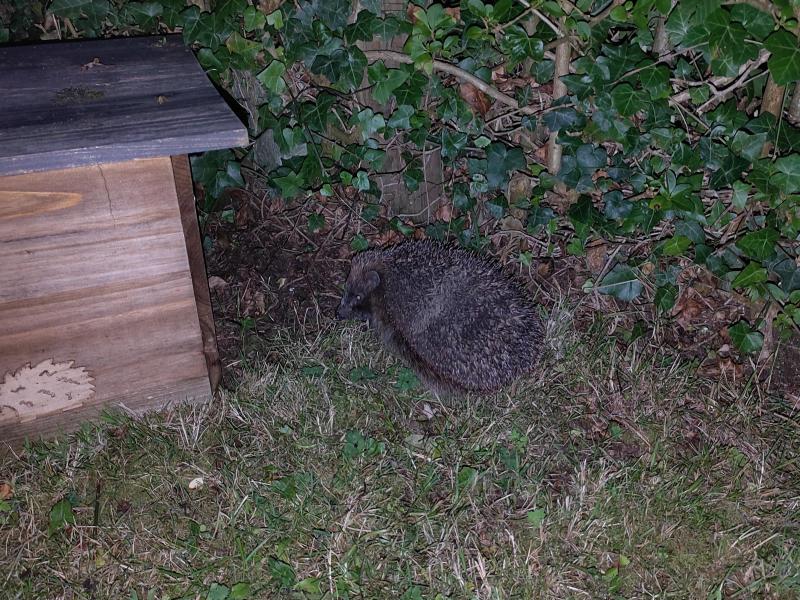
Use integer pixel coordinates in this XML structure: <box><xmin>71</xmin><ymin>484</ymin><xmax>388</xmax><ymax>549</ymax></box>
<box><xmin>0</xmin><ymin>35</ymin><xmax>248</xmax><ymax>176</ymax></box>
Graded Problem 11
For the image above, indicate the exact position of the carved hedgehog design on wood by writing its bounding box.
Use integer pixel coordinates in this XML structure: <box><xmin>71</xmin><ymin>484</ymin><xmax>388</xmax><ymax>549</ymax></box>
<box><xmin>337</xmin><ymin>240</ymin><xmax>543</xmax><ymax>394</ymax></box>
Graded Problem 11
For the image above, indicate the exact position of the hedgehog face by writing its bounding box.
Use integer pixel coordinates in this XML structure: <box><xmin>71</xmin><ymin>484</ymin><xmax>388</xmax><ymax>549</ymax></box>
<box><xmin>337</xmin><ymin>270</ymin><xmax>380</xmax><ymax>321</ymax></box>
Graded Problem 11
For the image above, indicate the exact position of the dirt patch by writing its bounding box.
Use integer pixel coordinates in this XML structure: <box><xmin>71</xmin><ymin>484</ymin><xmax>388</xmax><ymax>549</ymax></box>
<box><xmin>772</xmin><ymin>336</ymin><xmax>800</xmax><ymax>403</ymax></box>
<box><xmin>203</xmin><ymin>194</ymin><xmax>353</xmax><ymax>380</ymax></box>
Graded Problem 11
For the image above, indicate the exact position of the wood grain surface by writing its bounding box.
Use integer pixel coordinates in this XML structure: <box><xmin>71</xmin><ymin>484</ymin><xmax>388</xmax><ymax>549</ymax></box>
<box><xmin>0</xmin><ymin>35</ymin><xmax>248</xmax><ymax>177</ymax></box>
<box><xmin>0</xmin><ymin>157</ymin><xmax>211</xmax><ymax>448</ymax></box>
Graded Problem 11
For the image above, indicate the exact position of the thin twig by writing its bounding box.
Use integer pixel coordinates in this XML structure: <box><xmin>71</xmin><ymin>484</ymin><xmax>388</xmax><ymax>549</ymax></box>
<box><xmin>513</xmin><ymin>0</ymin><xmax>563</xmax><ymax>37</ymax></box>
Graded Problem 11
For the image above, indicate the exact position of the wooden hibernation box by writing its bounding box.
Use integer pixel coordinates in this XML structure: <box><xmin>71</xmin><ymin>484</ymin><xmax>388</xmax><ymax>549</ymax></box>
<box><xmin>0</xmin><ymin>36</ymin><xmax>248</xmax><ymax>448</ymax></box>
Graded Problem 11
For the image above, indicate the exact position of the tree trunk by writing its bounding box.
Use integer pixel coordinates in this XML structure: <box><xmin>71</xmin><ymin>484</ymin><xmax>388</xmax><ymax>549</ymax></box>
<box><xmin>789</xmin><ymin>81</ymin><xmax>800</xmax><ymax>125</ymax></box>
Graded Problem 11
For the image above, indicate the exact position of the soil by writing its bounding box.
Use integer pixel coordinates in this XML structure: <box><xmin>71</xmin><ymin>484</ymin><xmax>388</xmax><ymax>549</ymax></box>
<box><xmin>203</xmin><ymin>192</ymin><xmax>351</xmax><ymax>381</ymax></box>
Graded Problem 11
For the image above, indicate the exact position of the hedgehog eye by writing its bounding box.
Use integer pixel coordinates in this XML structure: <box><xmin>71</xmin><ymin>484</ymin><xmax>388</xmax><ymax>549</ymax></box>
<box><xmin>355</xmin><ymin>294</ymin><xmax>363</xmax><ymax>302</ymax></box>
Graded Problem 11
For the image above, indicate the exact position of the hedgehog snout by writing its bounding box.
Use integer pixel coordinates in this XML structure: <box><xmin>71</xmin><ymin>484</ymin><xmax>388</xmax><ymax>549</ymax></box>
<box><xmin>336</xmin><ymin>300</ymin><xmax>349</xmax><ymax>320</ymax></box>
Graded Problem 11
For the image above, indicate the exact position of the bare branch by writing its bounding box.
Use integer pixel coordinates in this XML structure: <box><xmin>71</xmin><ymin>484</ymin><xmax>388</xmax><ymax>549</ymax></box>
<box><xmin>363</xmin><ymin>50</ymin><xmax>542</xmax><ymax>115</ymax></box>
<box><xmin>670</xmin><ymin>51</ymin><xmax>770</xmax><ymax>107</ymax></box>
<box><xmin>547</xmin><ymin>17</ymin><xmax>570</xmax><ymax>177</ymax></box>
<box><xmin>695</xmin><ymin>50</ymin><xmax>770</xmax><ymax>114</ymax></box>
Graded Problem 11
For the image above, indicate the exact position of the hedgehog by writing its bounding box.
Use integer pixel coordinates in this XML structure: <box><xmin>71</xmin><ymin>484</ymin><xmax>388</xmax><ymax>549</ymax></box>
<box><xmin>336</xmin><ymin>239</ymin><xmax>543</xmax><ymax>395</ymax></box>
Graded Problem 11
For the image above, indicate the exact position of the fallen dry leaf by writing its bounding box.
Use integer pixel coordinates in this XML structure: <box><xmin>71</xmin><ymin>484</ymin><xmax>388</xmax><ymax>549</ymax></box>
<box><xmin>0</xmin><ymin>482</ymin><xmax>12</xmax><ymax>500</ymax></box>
<box><xmin>585</xmin><ymin>241</ymin><xmax>607</xmax><ymax>274</ymax></box>
<box><xmin>699</xmin><ymin>356</ymin><xmax>744</xmax><ymax>379</ymax></box>
<box><xmin>208</xmin><ymin>276</ymin><xmax>228</xmax><ymax>292</ymax></box>
<box><xmin>242</xmin><ymin>288</ymin><xmax>267</xmax><ymax>316</ymax></box>
<box><xmin>459</xmin><ymin>82</ymin><xmax>492</xmax><ymax>117</ymax></box>
<box><xmin>671</xmin><ymin>288</ymin><xmax>706</xmax><ymax>330</ymax></box>
<box><xmin>434</xmin><ymin>201</ymin><xmax>453</xmax><ymax>222</ymax></box>
<box><xmin>407</xmin><ymin>3</ymin><xmax>423</xmax><ymax>23</ymax></box>
<box><xmin>444</xmin><ymin>6</ymin><xmax>460</xmax><ymax>20</ymax></box>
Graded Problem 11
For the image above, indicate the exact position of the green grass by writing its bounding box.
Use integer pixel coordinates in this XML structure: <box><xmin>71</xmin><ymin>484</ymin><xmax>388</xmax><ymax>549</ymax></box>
<box><xmin>1</xmin><ymin>321</ymin><xmax>798</xmax><ymax>599</ymax></box>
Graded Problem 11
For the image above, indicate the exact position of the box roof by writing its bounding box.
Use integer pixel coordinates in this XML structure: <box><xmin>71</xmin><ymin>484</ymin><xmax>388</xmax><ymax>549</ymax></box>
<box><xmin>0</xmin><ymin>35</ymin><xmax>249</xmax><ymax>176</ymax></box>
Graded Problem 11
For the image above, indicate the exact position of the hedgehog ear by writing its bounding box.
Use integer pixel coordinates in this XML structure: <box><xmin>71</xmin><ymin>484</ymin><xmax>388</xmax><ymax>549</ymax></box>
<box><xmin>364</xmin><ymin>270</ymin><xmax>380</xmax><ymax>293</ymax></box>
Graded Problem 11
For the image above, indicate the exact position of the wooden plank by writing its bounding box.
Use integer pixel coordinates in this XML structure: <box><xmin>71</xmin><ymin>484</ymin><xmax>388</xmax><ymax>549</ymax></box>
<box><xmin>0</xmin><ymin>157</ymin><xmax>211</xmax><ymax>449</ymax></box>
<box><xmin>0</xmin><ymin>35</ymin><xmax>248</xmax><ymax>176</ymax></box>
<box><xmin>171</xmin><ymin>155</ymin><xmax>222</xmax><ymax>392</ymax></box>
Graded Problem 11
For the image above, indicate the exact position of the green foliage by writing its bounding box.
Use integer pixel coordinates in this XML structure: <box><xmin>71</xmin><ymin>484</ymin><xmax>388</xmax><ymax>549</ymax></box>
<box><xmin>48</xmin><ymin>496</ymin><xmax>76</xmax><ymax>534</ymax></box>
<box><xmin>729</xmin><ymin>320</ymin><xmax>764</xmax><ymax>354</ymax></box>
<box><xmin>206</xmin><ymin>583</ymin><xmax>229</xmax><ymax>600</ymax></box>
<box><xmin>597</xmin><ymin>265</ymin><xmax>644</xmax><ymax>302</ymax></box>
<box><xmin>6</xmin><ymin>0</ymin><xmax>800</xmax><ymax>352</ymax></box>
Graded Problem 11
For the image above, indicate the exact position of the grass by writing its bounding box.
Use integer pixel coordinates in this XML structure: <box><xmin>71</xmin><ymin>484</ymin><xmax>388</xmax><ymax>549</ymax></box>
<box><xmin>1</xmin><ymin>319</ymin><xmax>799</xmax><ymax>599</ymax></box>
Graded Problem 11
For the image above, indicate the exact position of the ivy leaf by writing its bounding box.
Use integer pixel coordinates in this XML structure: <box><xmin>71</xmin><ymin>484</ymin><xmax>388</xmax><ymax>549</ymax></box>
<box><xmin>542</xmin><ymin>106</ymin><xmax>582</xmax><ymax>132</ymax></box>
<box><xmin>49</xmin><ymin>498</ymin><xmax>76</xmax><ymax>534</ymax></box>
<box><xmin>229</xmin><ymin>583</ymin><xmax>251</xmax><ymax>600</ymax></box>
<box><xmin>442</xmin><ymin>129</ymin><xmax>468</xmax><ymax>159</ymax></box>
<box><xmin>268</xmin><ymin>557</ymin><xmax>296</xmax><ymax>588</ymax></box>
<box><xmin>660</xmin><ymin>235</ymin><xmax>692</xmax><ymax>257</ymax></box>
<box><xmin>300</xmin><ymin>92</ymin><xmax>336</xmax><ymax>131</ymax></box>
<box><xmin>597</xmin><ymin>264</ymin><xmax>644</xmax><ymax>302</ymax></box>
<box><xmin>576</xmin><ymin>144</ymin><xmax>607</xmax><ymax>170</ymax></box>
<box><xmin>774</xmin><ymin>258</ymin><xmax>800</xmax><ymax>292</ymax></box>
<box><xmin>351</xmin><ymin>108</ymin><xmax>385</xmax><ymax>139</ymax></box>
<box><xmin>207</xmin><ymin>583</ymin><xmax>230</xmax><ymax>600</ymax></box>
<box><xmin>243</xmin><ymin>5</ymin><xmax>265</xmax><ymax>31</ymax></box>
<box><xmin>181</xmin><ymin>6</ymin><xmax>219</xmax><ymax>48</ymax></box>
<box><xmin>345</xmin><ymin>10</ymin><xmax>378</xmax><ymax>43</ymax></box>
<box><xmin>351</xmin><ymin>234</ymin><xmax>369</xmax><ymax>251</ymax></box>
<box><xmin>353</xmin><ymin>170</ymin><xmax>370</xmax><ymax>191</ymax></box>
<box><xmin>766</xmin><ymin>30</ymin><xmax>800</xmax><ymax>85</ymax></box>
<box><xmin>611</xmin><ymin>83</ymin><xmax>646</xmax><ymax>116</ymax></box>
<box><xmin>308</xmin><ymin>213</ymin><xmax>325</xmax><ymax>233</ymax></box>
<box><xmin>708</xmin><ymin>154</ymin><xmax>749</xmax><ymax>189</ymax></box>
<box><xmin>225</xmin><ymin>32</ymin><xmax>262</xmax><ymax>63</ymax></box>
<box><xmin>731</xmin><ymin>180</ymin><xmax>751</xmax><ymax>210</ymax></box>
<box><xmin>374</xmin><ymin>16</ymin><xmax>409</xmax><ymax>39</ymax></box>
<box><xmin>387</xmin><ymin>104</ymin><xmax>415</xmax><ymax>129</ymax></box>
<box><xmin>412</xmin><ymin>3</ymin><xmax>455</xmax><ymax>38</ymax></box>
<box><xmin>502</xmin><ymin>25</ymin><xmax>544</xmax><ymax>67</ymax></box>
<box><xmin>312</xmin><ymin>47</ymin><xmax>367</xmax><ymax>91</ymax></box>
<box><xmin>706</xmin><ymin>9</ymin><xmax>756</xmax><ymax>77</ymax></box>
<box><xmin>729</xmin><ymin>321</ymin><xmax>764</xmax><ymax>354</ymax></box>
<box><xmin>368</xmin><ymin>62</ymin><xmax>410</xmax><ymax>104</ymax></box>
<box><xmin>731</xmin><ymin>262</ymin><xmax>768</xmax><ymax>288</ymax></box>
<box><xmin>127</xmin><ymin>2</ymin><xmax>163</xmax><ymax>30</ymax></box>
<box><xmin>675</xmin><ymin>220</ymin><xmax>705</xmax><ymax>244</ymax></box>
<box><xmin>736</xmin><ymin>228</ymin><xmax>780</xmax><ymax>260</ymax></box>
<box><xmin>191</xmin><ymin>150</ymin><xmax>244</xmax><ymax>202</ymax></box>
<box><xmin>774</xmin><ymin>154</ymin><xmax>800</xmax><ymax>192</ymax></box>
<box><xmin>665</xmin><ymin>3</ymin><xmax>695</xmax><ymax>45</ymax></box>
<box><xmin>486</xmin><ymin>143</ymin><xmax>526</xmax><ymax>190</ymax></box>
<box><xmin>393</xmin><ymin>70</ymin><xmax>427</xmax><ymax>106</ymax></box>
<box><xmin>266</xmin><ymin>9</ymin><xmax>283</xmax><ymax>29</ymax></box>
<box><xmin>49</xmin><ymin>0</ymin><xmax>95</xmax><ymax>19</ymax></box>
<box><xmin>276</xmin><ymin>170</ymin><xmax>309</xmax><ymax>197</ymax></box>
<box><xmin>639</xmin><ymin>65</ymin><xmax>671</xmax><ymax>99</ymax></box>
<box><xmin>603</xmin><ymin>190</ymin><xmax>631</xmax><ymax>220</ymax></box>
<box><xmin>315</xmin><ymin>0</ymin><xmax>350</xmax><ymax>31</ymax></box>
<box><xmin>730</xmin><ymin>131</ymin><xmax>767</xmax><ymax>162</ymax></box>
<box><xmin>654</xmin><ymin>283</ymin><xmax>678</xmax><ymax>313</ymax></box>
<box><xmin>730</xmin><ymin>3</ymin><xmax>774</xmax><ymax>40</ymax></box>
<box><xmin>257</xmin><ymin>61</ymin><xmax>287</xmax><ymax>95</ymax></box>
